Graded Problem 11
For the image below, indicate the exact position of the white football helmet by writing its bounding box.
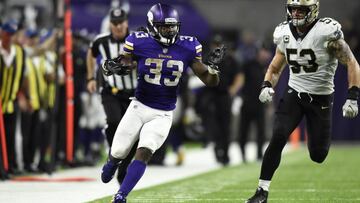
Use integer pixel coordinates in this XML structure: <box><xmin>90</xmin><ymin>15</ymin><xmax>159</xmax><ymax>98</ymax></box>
<box><xmin>286</xmin><ymin>0</ymin><xmax>319</xmax><ymax>27</ymax></box>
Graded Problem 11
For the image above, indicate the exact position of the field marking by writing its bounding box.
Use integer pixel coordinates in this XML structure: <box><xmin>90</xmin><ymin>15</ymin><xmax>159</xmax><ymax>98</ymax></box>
<box><xmin>128</xmin><ymin>198</ymin><xmax>360</xmax><ymax>202</ymax></box>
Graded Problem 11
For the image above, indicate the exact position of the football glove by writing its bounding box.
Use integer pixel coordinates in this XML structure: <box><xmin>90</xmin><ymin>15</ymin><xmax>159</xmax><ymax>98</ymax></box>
<box><xmin>259</xmin><ymin>81</ymin><xmax>275</xmax><ymax>103</ymax></box>
<box><xmin>342</xmin><ymin>86</ymin><xmax>359</xmax><ymax>118</ymax></box>
<box><xmin>342</xmin><ymin>99</ymin><xmax>358</xmax><ymax>118</ymax></box>
<box><xmin>205</xmin><ymin>45</ymin><xmax>227</xmax><ymax>74</ymax></box>
<box><xmin>102</xmin><ymin>55</ymin><xmax>131</xmax><ymax>76</ymax></box>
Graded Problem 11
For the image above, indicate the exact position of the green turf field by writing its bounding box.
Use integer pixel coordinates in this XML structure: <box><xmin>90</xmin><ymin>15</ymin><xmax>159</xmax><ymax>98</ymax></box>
<box><xmin>91</xmin><ymin>146</ymin><xmax>360</xmax><ymax>203</ymax></box>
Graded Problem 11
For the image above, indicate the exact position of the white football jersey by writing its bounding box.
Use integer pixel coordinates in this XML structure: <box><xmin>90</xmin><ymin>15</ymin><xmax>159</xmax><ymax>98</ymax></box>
<box><xmin>274</xmin><ymin>18</ymin><xmax>344</xmax><ymax>95</ymax></box>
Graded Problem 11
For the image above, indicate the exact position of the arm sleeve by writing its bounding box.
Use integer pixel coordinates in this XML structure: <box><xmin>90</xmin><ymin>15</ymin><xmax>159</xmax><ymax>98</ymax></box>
<box><xmin>123</xmin><ymin>33</ymin><xmax>136</xmax><ymax>55</ymax></box>
<box><xmin>322</xmin><ymin>18</ymin><xmax>344</xmax><ymax>48</ymax></box>
<box><xmin>90</xmin><ymin>39</ymin><xmax>100</xmax><ymax>58</ymax></box>
<box><xmin>194</xmin><ymin>37</ymin><xmax>202</xmax><ymax>61</ymax></box>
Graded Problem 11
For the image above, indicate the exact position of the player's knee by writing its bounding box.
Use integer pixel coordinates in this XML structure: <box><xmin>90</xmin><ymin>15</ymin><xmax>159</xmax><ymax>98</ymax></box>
<box><xmin>111</xmin><ymin>144</ymin><xmax>129</xmax><ymax>159</ymax></box>
<box><xmin>309</xmin><ymin>149</ymin><xmax>328</xmax><ymax>163</ymax></box>
<box><xmin>135</xmin><ymin>147</ymin><xmax>153</xmax><ymax>163</ymax></box>
<box><xmin>272</xmin><ymin>125</ymin><xmax>289</xmax><ymax>143</ymax></box>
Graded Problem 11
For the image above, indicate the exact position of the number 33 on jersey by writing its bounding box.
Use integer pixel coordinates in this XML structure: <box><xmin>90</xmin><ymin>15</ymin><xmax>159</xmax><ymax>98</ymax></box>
<box><xmin>274</xmin><ymin>17</ymin><xmax>344</xmax><ymax>95</ymax></box>
<box><xmin>123</xmin><ymin>31</ymin><xmax>202</xmax><ymax>110</ymax></box>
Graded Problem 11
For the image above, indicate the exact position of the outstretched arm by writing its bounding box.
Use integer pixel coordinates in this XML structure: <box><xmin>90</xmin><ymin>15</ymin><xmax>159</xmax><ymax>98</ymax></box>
<box><xmin>328</xmin><ymin>38</ymin><xmax>360</xmax><ymax>88</ymax></box>
<box><xmin>190</xmin><ymin>60</ymin><xmax>219</xmax><ymax>87</ymax></box>
<box><xmin>258</xmin><ymin>48</ymin><xmax>287</xmax><ymax>103</ymax></box>
<box><xmin>328</xmin><ymin>39</ymin><xmax>360</xmax><ymax>118</ymax></box>
<box><xmin>263</xmin><ymin>48</ymin><xmax>287</xmax><ymax>87</ymax></box>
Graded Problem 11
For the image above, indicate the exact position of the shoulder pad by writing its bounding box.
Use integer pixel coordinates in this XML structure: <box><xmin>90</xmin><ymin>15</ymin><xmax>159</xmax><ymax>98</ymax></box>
<box><xmin>178</xmin><ymin>35</ymin><xmax>202</xmax><ymax>49</ymax></box>
<box><xmin>131</xmin><ymin>31</ymin><xmax>151</xmax><ymax>39</ymax></box>
<box><xmin>318</xmin><ymin>18</ymin><xmax>343</xmax><ymax>41</ymax></box>
<box><xmin>273</xmin><ymin>21</ymin><xmax>289</xmax><ymax>45</ymax></box>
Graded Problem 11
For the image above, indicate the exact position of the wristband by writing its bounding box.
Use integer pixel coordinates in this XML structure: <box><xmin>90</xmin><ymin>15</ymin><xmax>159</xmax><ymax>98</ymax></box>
<box><xmin>347</xmin><ymin>86</ymin><xmax>359</xmax><ymax>100</ymax></box>
<box><xmin>86</xmin><ymin>77</ymin><xmax>96</xmax><ymax>83</ymax></box>
<box><xmin>261</xmin><ymin>81</ymin><xmax>272</xmax><ymax>89</ymax></box>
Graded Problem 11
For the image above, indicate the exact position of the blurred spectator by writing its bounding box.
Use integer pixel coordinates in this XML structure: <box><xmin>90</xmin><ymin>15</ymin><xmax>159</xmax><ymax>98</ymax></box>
<box><xmin>78</xmin><ymin>92</ymin><xmax>106</xmax><ymax>165</ymax></box>
<box><xmin>0</xmin><ymin>20</ymin><xmax>26</xmax><ymax>178</ymax></box>
<box><xmin>238</xmin><ymin>47</ymin><xmax>271</xmax><ymax>162</ymax></box>
<box><xmin>198</xmin><ymin>34</ymin><xmax>242</xmax><ymax>166</ymax></box>
<box><xmin>21</xmin><ymin>28</ymin><xmax>56</xmax><ymax>173</ymax></box>
<box><xmin>86</xmin><ymin>8</ymin><xmax>137</xmax><ymax>184</ymax></box>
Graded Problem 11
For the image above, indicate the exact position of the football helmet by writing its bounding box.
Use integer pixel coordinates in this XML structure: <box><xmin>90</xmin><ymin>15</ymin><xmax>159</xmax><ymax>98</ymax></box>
<box><xmin>147</xmin><ymin>3</ymin><xmax>181</xmax><ymax>46</ymax></box>
<box><xmin>286</xmin><ymin>0</ymin><xmax>319</xmax><ymax>27</ymax></box>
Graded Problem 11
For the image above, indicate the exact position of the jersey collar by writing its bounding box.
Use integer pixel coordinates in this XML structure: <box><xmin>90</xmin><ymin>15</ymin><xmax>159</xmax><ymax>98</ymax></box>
<box><xmin>289</xmin><ymin>19</ymin><xmax>319</xmax><ymax>40</ymax></box>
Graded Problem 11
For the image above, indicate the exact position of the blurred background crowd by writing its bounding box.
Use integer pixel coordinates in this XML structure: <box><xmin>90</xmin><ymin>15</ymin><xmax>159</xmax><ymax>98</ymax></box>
<box><xmin>1</xmin><ymin>0</ymin><xmax>360</xmax><ymax>180</ymax></box>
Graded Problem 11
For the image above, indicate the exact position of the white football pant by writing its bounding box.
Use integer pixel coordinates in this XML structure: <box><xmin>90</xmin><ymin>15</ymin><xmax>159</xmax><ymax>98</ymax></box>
<box><xmin>110</xmin><ymin>99</ymin><xmax>173</xmax><ymax>159</ymax></box>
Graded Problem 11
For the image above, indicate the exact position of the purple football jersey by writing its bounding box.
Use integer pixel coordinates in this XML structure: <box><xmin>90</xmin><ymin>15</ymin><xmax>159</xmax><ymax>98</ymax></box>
<box><xmin>124</xmin><ymin>32</ymin><xmax>202</xmax><ymax>110</ymax></box>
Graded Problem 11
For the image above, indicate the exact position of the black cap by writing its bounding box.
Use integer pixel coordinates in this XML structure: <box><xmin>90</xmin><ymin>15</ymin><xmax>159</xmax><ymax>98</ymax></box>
<box><xmin>110</xmin><ymin>8</ymin><xmax>128</xmax><ymax>24</ymax></box>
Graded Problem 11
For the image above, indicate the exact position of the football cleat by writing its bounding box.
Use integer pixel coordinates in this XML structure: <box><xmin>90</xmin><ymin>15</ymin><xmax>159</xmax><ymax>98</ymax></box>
<box><xmin>101</xmin><ymin>160</ymin><xmax>118</xmax><ymax>183</ymax></box>
<box><xmin>112</xmin><ymin>191</ymin><xmax>127</xmax><ymax>203</ymax></box>
<box><xmin>246</xmin><ymin>187</ymin><xmax>268</xmax><ymax>203</ymax></box>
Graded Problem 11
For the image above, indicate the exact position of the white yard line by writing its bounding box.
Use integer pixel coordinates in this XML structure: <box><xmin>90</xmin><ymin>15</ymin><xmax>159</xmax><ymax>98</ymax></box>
<box><xmin>0</xmin><ymin>142</ymin><xmax>263</xmax><ymax>203</ymax></box>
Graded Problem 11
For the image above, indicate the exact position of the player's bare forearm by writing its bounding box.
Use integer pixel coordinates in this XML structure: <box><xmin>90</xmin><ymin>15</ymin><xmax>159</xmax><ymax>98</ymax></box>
<box><xmin>191</xmin><ymin>60</ymin><xmax>219</xmax><ymax>86</ymax></box>
<box><xmin>328</xmin><ymin>39</ymin><xmax>360</xmax><ymax>87</ymax></box>
<box><xmin>86</xmin><ymin>50</ymin><xmax>96</xmax><ymax>80</ymax></box>
<box><xmin>264</xmin><ymin>48</ymin><xmax>286</xmax><ymax>87</ymax></box>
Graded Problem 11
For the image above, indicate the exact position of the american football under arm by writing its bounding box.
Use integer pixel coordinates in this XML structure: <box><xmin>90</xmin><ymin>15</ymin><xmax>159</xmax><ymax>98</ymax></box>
<box><xmin>328</xmin><ymin>39</ymin><xmax>360</xmax><ymax>88</ymax></box>
<box><xmin>264</xmin><ymin>48</ymin><xmax>287</xmax><ymax>87</ymax></box>
<box><xmin>190</xmin><ymin>59</ymin><xmax>219</xmax><ymax>87</ymax></box>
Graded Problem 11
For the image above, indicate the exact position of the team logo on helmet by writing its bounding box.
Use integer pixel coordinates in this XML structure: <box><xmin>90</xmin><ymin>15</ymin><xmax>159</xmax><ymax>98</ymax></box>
<box><xmin>146</xmin><ymin>3</ymin><xmax>181</xmax><ymax>46</ymax></box>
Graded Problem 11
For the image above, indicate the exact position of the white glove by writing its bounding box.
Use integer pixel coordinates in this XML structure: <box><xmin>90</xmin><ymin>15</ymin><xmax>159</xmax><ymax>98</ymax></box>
<box><xmin>342</xmin><ymin>99</ymin><xmax>358</xmax><ymax>118</ymax></box>
<box><xmin>259</xmin><ymin>87</ymin><xmax>275</xmax><ymax>103</ymax></box>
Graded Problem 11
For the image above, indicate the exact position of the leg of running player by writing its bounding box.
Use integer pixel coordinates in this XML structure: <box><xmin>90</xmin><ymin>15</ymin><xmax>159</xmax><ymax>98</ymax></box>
<box><xmin>101</xmin><ymin>101</ymin><xmax>142</xmax><ymax>183</ymax></box>
<box><xmin>115</xmin><ymin>103</ymin><xmax>173</xmax><ymax>200</ymax></box>
<box><xmin>259</xmin><ymin>88</ymin><xmax>304</xmax><ymax>190</ymax></box>
<box><xmin>305</xmin><ymin>94</ymin><xmax>333</xmax><ymax>163</ymax></box>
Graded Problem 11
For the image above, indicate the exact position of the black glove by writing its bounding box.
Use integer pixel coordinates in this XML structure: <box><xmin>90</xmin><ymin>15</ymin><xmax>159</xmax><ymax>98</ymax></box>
<box><xmin>205</xmin><ymin>44</ymin><xmax>227</xmax><ymax>74</ymax></box>
<box><xmin>102</xmin><ymin>55</ymin><xmax>131</xmax><ymax>76</ymax></box>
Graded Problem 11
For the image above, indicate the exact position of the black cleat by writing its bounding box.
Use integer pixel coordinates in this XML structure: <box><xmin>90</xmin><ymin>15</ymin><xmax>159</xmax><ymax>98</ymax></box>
<box><xmin>246</xmin><ymin>187</ymin><xmax>268</xmax><ymax>203</ymax></box>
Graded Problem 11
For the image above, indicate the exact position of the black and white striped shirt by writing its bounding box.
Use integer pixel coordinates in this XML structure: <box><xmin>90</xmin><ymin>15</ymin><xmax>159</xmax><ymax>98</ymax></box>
<box><xmin>90</xmin><ymin>33</ymin><xmax>137</xmax><ymax>91</ymax></box>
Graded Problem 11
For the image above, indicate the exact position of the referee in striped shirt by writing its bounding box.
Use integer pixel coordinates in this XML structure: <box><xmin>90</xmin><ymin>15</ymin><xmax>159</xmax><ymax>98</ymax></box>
<box><xmin>86</xmin><ymin>8</ymin><xmax>137</xmax><ymax>185</ymax></box>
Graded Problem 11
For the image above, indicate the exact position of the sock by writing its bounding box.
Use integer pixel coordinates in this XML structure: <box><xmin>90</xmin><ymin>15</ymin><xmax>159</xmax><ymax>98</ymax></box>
<box><xmin>259</xmin><ymin>179</ymin><xmax>271</xmax><ymax>191</ymax></box>
<box><xmin>119</xmin><ymin>160</ymin><xmax>146</xmax><ymax>196</ymax></box>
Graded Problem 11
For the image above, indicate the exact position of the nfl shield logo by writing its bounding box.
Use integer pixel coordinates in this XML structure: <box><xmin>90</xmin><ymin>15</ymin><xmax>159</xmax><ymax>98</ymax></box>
<box><xmin>163</xmin><ymin>48</ymin><xmax>168</xmax><ymax>54</ymax></box>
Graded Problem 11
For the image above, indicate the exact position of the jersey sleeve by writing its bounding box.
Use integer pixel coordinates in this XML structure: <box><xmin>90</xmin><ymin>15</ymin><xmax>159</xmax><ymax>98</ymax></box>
<box><xmin>90</xmin><ymin>37</ymin><xmax>101</xmax><ymax>57</ymax></box>
<box><xmin>320</xmin><ymin>18</ymin><xmax>344</xmax><ymax>48</ymax></box>
<box><xmin>124</xmin><ymin>33</ymin><xmax>136</xmax><ymax>55</ymax></box>
<box><xmin>273</xmin><ymin>22</ymin><xmax>287</xmax><ymax>53</ymax></box>
<box><xmin>194</xmin><ymin>37</ymin><xmax>202</xmax><ymax>61</ymax></box>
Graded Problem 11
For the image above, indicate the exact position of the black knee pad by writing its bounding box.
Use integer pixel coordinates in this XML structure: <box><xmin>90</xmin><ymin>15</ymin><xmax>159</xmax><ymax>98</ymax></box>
<box><xmin>309</xmin><ymin>149</ymin><xmax>328</xmax><ymax>163</ymax></box>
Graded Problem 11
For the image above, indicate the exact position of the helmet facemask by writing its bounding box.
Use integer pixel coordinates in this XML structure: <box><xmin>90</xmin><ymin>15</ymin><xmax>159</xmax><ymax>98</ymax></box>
<box><xmin>146</xmin><ymin>3</ymin><xmax>181</xmax><ymax>46</ymax></box>
<box><xmin>286</xmin><ymin>0</ymin><xmax>319</xmax><ymax>27</ymax></box>
<box><xmin>152</xmin><ymin>22</ymin><xmax>180</xmax><ymax>46</ymax></box>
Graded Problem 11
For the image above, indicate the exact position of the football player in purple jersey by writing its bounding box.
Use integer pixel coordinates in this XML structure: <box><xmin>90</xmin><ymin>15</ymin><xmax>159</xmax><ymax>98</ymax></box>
<box><xmin>100</xmin><ymin>3</ymin><xmax>225</xmax><ymax>202</ymax></box>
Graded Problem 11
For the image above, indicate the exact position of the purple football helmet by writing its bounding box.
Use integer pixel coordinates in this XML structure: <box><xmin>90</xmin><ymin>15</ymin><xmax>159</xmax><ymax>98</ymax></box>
<box><xmin>147</xmin><ymin>3</ymin><xmax>181</xmax><ymax>46</ymax></box>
